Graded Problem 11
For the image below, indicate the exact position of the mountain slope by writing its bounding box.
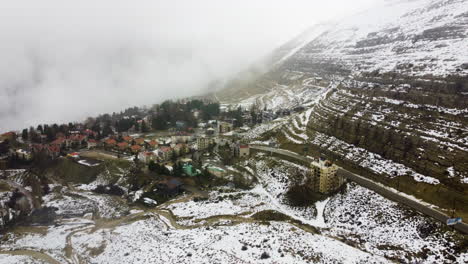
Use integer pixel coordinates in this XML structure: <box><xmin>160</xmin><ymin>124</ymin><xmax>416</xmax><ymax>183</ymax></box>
<box><xmin>216</xmin><ymin>0</ymin><xmax>468</xmax><ymax>216</ymax></box>
<box><xmin>279</xmin><ymin>0</ymin><xmax>468</xmax><ymax>77</ymax></box>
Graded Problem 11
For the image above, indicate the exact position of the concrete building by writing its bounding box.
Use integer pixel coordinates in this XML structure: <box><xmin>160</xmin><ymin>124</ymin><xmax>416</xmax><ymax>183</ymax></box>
<box><xmin>15</xmin><ymin>149</ymin><xmax>32</xmax><ymax>161</ymax></box>
<box><xmin>138</xmin><ymin>151</ymin><xmax>156</xmax><ymax>164</ymax></box>
<box><xmin>158</xmin><ymin>146</ymin><xmax>173</xmax><ymax>161</ymax></box>
<box><xmin>87</xmin><ymin>139</ymin><xmax>98</xmax><ymax>149</ymax></box>
<box><xmin>197</xmin><ymin>136</ymin><xmax>214</xmax><ymax>150</ymax></box>
<box><xmin>310</xmin><ymin>158</ymin><xmax>344</xmax><ymax>194</ymax></box>
<box><xmin>218</xmin><ymin>122</ymin><xmax>233</xmax><ymax>134</ymax></box>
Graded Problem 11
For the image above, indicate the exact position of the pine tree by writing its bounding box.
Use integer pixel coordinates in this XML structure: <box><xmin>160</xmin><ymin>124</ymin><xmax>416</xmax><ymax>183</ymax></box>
<box><xmin>148</xmin><ymin>160</ymin><xmax>157</xmax><ymax>171</ymax></box>
<box><xmin>102</xmin><ymin>122</ymin><xmax>113</xmax><ymax>137</ymax></box>
<box><xmin>21</xmin><ymin>129</ymin><xmax>28</xmax><ymax>141</ymax></box>
<box><xmin>141</xmin><ymin>120</ymin><xmax>148</xmax><ymax>133</ymax></box>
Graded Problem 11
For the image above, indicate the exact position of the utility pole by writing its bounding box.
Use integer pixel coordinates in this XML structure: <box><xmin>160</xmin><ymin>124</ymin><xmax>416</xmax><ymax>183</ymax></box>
<box><xmin>451</xmin><ymin>198</ymin><xmax>456</xmax><ymax>231</ymax></box>
<box><xmin>451</xmin><ymin>198</ymin><xmax>456</xmax><ymax>218</ymax></box>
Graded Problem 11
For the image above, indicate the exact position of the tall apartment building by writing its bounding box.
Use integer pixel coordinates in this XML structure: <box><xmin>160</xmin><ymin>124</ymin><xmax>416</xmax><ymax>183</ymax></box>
<box><xmin>310</xmin><ymin>159</ymin><xmax>344</xmax><ymax>194</ymax></box>
<box><xmin>197</xmin><ymin>136</ymin><xmax>213</xmax><ymax>150</ymax></box>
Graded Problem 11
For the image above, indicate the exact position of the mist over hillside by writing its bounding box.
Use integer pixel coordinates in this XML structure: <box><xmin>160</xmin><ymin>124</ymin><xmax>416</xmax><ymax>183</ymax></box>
<box><xmin>0</xmin><ymin>0</ymin><xmax>380</xmax><ymax>132</ymax></box>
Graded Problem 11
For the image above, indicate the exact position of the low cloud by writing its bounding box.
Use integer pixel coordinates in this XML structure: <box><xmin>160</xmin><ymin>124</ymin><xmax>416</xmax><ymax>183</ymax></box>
<box><xmin>0</xmin><ymin>0</ymin><xmax>379</xmax><ymax>131</ymax></box>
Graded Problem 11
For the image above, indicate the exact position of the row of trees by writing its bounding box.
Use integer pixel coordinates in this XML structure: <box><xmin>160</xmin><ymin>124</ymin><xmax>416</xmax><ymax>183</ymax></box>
<box><xmin>21</xmin><ymin>122</ymin><xmax>83</xmax><ymax>143</ymax></box>
<box><xmin>151</xmin><ymin>100</ymin><xmax>220</xmax><ymax>130</ymax></box>
<box><xmin>19</xmin><ymin>99</ymin><xmax>221</xmax><ymax>144</ymax></box>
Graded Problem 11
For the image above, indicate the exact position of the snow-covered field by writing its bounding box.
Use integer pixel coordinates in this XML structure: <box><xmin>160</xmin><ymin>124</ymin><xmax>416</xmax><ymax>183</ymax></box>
<box><xmin>71</xmin><ymin>215</ymin><xmax>390</xmax><ymax>264</ymax></box>
<box><xmin>43</xmin><ymin>187</ymin><xmax>130</xmax><ymax>219</ymax></box>
<box><xmin>0</xmin><ymin>255</ymin><xmax>47</xmax><ymax>264</ymax></box>
<box><xmin>0</xmin><ymin>155</ymin><xmax>465</xmax><ymax>263</ymax></box>
<box><xmin>325</xmin><ymin>183</ymin><xmax>468</xmax><ymax>263</ymax></box>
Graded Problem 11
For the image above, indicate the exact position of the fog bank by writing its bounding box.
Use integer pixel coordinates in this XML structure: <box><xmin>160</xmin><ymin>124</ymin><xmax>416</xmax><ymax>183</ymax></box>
<box><xmin>0</xmin><ymin>0</ymin><xmax>379</xmax><ymax>131</ymax></box>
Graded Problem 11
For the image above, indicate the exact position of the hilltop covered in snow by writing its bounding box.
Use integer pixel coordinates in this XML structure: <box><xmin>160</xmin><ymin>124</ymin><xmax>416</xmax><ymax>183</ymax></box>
<box><xmin>277</xmin><ymin>0</ymin><xmax>468</xmax><ymax>77</ymax></box>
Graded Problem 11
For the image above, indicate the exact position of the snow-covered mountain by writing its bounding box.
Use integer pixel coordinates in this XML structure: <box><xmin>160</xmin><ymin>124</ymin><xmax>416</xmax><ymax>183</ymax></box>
<box><xmin>276</xmin><ymin>0</ymin><xmax>468</xmax><ymax>77</ymax></box>
<box><xmin>215</xmin><ymin>0</ymin><xmax>468</xmax><ymax>219</ymax></box>
<box><xmin>216</xmin><ymin>0</ymin><xmax>468</xmax><ymax>108</ymax></box>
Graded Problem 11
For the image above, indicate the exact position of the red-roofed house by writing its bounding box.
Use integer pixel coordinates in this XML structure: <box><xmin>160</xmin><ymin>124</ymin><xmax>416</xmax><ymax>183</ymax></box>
<box><xmin>158</xmin><ymin>146</ymin><xmax>173</xmax><ymax>161</ymax></box>
<box><xmin>117</xmin><ymin>142</ymin><xmax>129</xmax><ymax>151</ymax></box>
<box><xmin>134</xmin><ymin>138</ymin><xmax>145</xmax><ymax>146</ymax></box>
<box><xmin>51</xmin><ymin>137</ymin><xmax>67</xmax><ymax>149</ymax></box>
<box><xmin>130</xmin><ymin>145</ymin><xmax>142</xmax><ymax>153</ymax></box>
<box><xmin>0</xmin><ymin>132</ymin><xmax>16</xmax><ymax>141</ymax></box>
<box><xmin>122</xmin><ymin>136</ymin><xmax>133</xmax><ymax>142</ymax></box>
<box><xmin>173</xmin><ymin>143</ymin><xmax>187</xmax><ymax>156</ymax></box>
<box><xmin>87</xmin><ymin>139</ymin><xmax>98</xmax><ymax>149</ymax></box>
<box><xmin>47</xmin><ymin>145</ymin><xmax>61</xmax><ymax>159</ymax></box>
<box><xmin>138</xmin><ymin>151</ymin><xmax>156</xmax><ymax>163</ymax></box>
<box><xmin>145</xmin><ymin>140</ymin><xmax>158</xmax><ymax>150</ymax></box>
<box><xmin>104</xmin><ymin>138</ymin><xmax>117</xmax><ymax>148</ymax></box>
<box><xmin>68</xmin><ymin>134</ymin><xmax>87</xmax><ymax>148</ymax></box>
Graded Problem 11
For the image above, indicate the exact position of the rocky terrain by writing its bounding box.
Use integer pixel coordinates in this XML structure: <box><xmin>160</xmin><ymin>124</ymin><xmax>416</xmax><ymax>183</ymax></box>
<box><xmin>214</xmin><ymin>0</ymin><xmax>468</xmax><ymax>217</ymax></box>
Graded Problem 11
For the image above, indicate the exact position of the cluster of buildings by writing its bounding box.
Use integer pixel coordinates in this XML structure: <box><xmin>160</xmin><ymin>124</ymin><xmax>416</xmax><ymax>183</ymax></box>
<box><xmin>0</xmin><ymin>108</ymin><xmax>254</xmax><ymax>173</ymax></box>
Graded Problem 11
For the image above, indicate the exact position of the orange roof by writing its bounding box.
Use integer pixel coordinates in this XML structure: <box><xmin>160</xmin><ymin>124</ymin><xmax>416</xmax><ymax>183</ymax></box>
<box><xmin>105</xmin><ymin>139</ymin><xmax>117</xmax><ymax>145</ymax></box>
<box><xmin>147</xmin><ymin>140</ymin><xmax>158</xmax><ymax>146</ymax></box>
<box><xmin>48</xmin><ymin>145</ymin><xmax>60</xmax><ymax>153</ymax></box>
<box><xmin>51</xmin><ymin>137</ymin><xmax>66</xmax><ymax>145</ymax></box>
<box><xmin>1</xmin><ymin>132</ymin><xmax>15</xmax><ymax>137</ymax></box>
<box><xmin>88</xmin><ymin>139</ymin><xmax>98</xmax><ymax>143</ymax></box>
<box><xmin>122</xmin><ymin>136</ymin><xmax>133</xmax><ymax>142</ymax></box>
<box><xmin>117</xmin><ymin>142</ymin><xmax>129</xmax><ymax>149</ymax></box>
<box><xmin>160</xmin><ymin>146</ymin><xmax>172</xmax><ymax>152</ymax></box>
<box><xmin>69</xmin><ymin>134</ymin><xmax>86</xmax><ymax>141</ymax></box>
<box><xmin>134</xmin><ymin>138</ymin><xmax>145</xmax><ymax>144</ymax></box>
<box><xmin>130</xmin><ymin>145</ymin><xmax>142</xmax><ymax>151</ymax></box>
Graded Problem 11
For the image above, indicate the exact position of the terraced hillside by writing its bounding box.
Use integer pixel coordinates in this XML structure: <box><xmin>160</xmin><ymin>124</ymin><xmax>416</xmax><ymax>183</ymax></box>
<box><xmin>216</xmin><ymin>0</ymin><xmax>468</xmax><ymax>216</ymax></box>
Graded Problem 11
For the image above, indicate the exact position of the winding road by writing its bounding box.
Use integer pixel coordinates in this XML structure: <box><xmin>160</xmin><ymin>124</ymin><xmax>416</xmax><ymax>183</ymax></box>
<box><xmin>250</xmin><ymin>145</ymin><xmax>468</xmax><ymax>234</ymax></box>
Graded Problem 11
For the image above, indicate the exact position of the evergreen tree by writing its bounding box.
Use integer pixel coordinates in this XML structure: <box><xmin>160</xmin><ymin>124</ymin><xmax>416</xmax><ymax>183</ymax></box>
<box><xmin>102</xmin><ymin>122</ymin><xmax>113</xmax><ymax>137</ymax></box>
<box><xmin>134</xmin><ymin>122</ymin><xmax>140</xmax><ymax>132</ymax></box>
<box><xmin>141</xmin><ymin>120</ymin><xmax>148</xmax><ymax>133</ymax></box>
<box><xmin>21</xmin><ymin>129</ymin><xmax>28</xmax><ymax>141</ymax></box>
<box><xmin>148</xmin><ymin>160</ymin><xmax>157</xmax><ymax>171</ymax></box>
<box><xmin>37</xmin><ymin>125</ymin><xmax>43</xmax><ymax>134</ymax></box>
<box><xmin>29</xmin><ymin>127</ymin><xmax>40</xmax><ymax>143</ymax></box>
<box><xmin>171</xmin><ymin>151</ymin><xmax>177</xmax><ymax>162</ymax></box>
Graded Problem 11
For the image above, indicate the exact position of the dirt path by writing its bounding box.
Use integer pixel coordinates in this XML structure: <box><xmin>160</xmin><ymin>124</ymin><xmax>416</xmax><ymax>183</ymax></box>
<box><xmin>0</xmin><ymin>184</ymin><xmax>380</xmax><ymax>263</ymax></box>
<box><xmin>0</xmin><ymin>250</ymin><xmax>62</xmax><ymax>264</ymax></box>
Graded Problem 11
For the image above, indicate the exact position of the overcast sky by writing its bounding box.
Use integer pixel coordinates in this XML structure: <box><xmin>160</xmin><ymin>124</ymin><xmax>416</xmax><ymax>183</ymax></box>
<box><xmin>0</xmin><ymin>0</ymin><xmax>381</xmax><ymax>131</ymax></box>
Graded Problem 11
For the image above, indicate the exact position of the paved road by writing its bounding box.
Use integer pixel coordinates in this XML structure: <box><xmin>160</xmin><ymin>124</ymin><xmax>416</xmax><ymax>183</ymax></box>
<box><xmin>250</xmin><ymin>145</ymin><xmax>468</xmax><ymax>234</ymax></box>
